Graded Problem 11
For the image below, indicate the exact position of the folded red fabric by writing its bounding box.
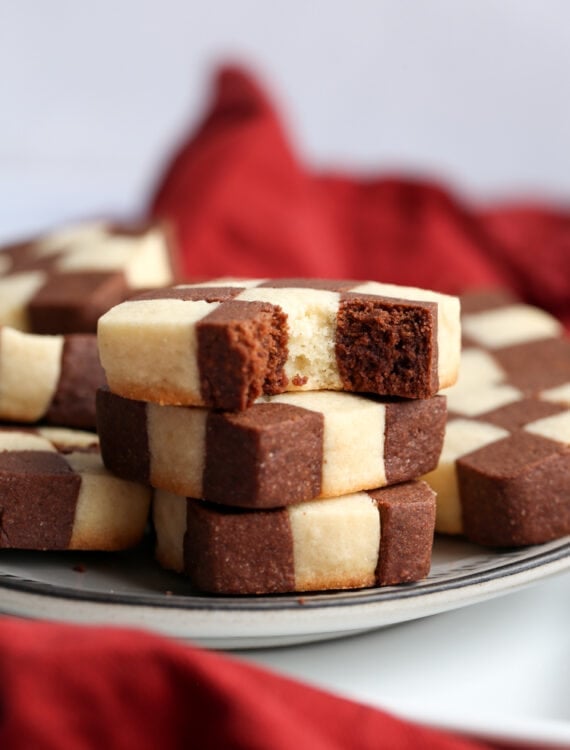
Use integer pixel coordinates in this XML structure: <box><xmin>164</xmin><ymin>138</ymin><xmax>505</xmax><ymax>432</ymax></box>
<box><xmin>0</xmin><ymin>618</ymin><xmax>493</xmax><ymax>750</ymax></box>
<box><xmin>151</xmin><ymin>65</ymin><xmax>570</xmax><ymax>329</ymax></box>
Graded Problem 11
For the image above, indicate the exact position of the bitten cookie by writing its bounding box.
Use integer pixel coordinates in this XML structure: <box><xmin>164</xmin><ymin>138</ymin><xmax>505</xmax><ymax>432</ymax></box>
<box><xmin>426</xmin><ymin>290</ymin><xmax>570</xmax><ymax>546</ymax></box>
<box><xmin>153</xmin><ymin>480</ymin><xmax>436</xmax><ymax>594</ymax></box>
<box><xmin>0</xmin><ymin>220</ymin><xmax>179</xmax><ymax>334</ymax></box>
<box><xmin>0</xmin><ymin>428</ymin><xmax>151</xmax><ymax>550</ymax></box>
<box><xmin>97</xmin><ymin>278</ymin><xmax>460</xmax><ymax>409</ymax></box>
<box><xmin>0</xmin><ymin>326</ymin><xmax>106</xmax><ymax>429</ymax></box>
<box><xmin>97</xmin><ymin>387</ymin><xmax>447</xmax><ymax>508</ymax></box>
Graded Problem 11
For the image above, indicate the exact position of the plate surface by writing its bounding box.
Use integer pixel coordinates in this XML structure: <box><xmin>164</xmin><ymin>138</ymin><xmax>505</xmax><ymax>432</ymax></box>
<box><xmin>0</xmin><ymin>535</ymin><xmax>569</xmax><ymax>649</ymax></box>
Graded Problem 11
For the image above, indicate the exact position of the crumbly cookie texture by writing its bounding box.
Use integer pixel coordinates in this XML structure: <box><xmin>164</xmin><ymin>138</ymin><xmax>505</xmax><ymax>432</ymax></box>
<box><xmin>427</xmin><ymin>289</ymin><xmax>570</xmax><ymax>546</ymax></box>
<box><xmin>0</xmin><ymin>220</ymin><xmax>179</xmax><ymax>335</ymax></box>
<box><xmin>97</xmin><ymin>387</ymin><xmax>446</xmax><ymax>508</ymax></box>
<box><xmin>153</xmin><ymin>480</ymin><xmax>436</xmax><ymax>595</ymax></box>
<box><xmin>0</xmin><ymin>427</ymin><xmax>150</xmax><ymax>550</ymax></box>
<box><xmin>98</xmin><ymin>278</ymin><xmax>460</xmax><ymax>409</ymax></box>
<box><xmin>0</xmin><ymin>326</ymin><xmax>105</xmax><ymax>429</ymax></box>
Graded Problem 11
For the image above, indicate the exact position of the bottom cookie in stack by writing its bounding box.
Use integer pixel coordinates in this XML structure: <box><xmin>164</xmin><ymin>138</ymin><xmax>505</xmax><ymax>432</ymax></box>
<box><xmin>153</xmin><ymin>481</ymin><xmax>436</xmax><ymax>595</ymax></box>
<box><xmin>0</xmin><ymin>427</ymin><xmax>151</xmax><ymax>550</ymax></box>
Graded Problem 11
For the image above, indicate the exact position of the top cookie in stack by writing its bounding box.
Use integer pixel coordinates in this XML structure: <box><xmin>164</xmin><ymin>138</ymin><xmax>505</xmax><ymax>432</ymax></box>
<box><xmin>98</xmin><ymin>278</ymin><xmax>461</xmax><ymax>410</ymax></box>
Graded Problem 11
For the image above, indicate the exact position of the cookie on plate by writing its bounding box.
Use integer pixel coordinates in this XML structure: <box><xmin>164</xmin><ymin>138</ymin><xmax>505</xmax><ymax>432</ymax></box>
<box><xmin>0</xmin><ymin>326</ymin><xmax>105</xmax><ymax>429</ymax></box>
<box><xmin>0</xmin><ymin>428</ymin><xmax>151</xmax><ymax>550</ymax></box>
<box><xmin>0</xmin><ymin>220</ymin><xmax>180</xmax><ymax>334</ymax></box>
<box><xmin>425</xmin><ymin>290</ymin><xmax>570</xmax><ymax>546</ymax></box>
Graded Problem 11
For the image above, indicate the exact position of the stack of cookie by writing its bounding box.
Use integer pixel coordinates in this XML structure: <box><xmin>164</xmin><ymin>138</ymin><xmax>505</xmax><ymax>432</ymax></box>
<box><xmin>96</xmin><ymin>278</ymin><xmax>461</xmax><ymax>595</ymax></box>
<box><xmin>0</xmin><ymin>221</ymin><xmax>179</xmax><ymax>552</ymax></box>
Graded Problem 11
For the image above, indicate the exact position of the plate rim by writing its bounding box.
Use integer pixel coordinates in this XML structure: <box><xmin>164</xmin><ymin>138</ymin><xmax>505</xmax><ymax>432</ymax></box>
<box><xmin>0</xmin><ymin>535</ymin><xmax>569</xmax><ymax>613</ymax></box>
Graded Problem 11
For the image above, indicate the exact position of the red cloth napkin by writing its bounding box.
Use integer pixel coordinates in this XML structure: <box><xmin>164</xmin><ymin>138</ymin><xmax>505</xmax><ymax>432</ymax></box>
<box><xmin>151</xmin><ymin>65</ymin><xmax>570</xmax><ymax>328</ymax></box>
<box><xmin>0</xmin><ymin>618</ymin><xmax>494</xmax><ymax>750</ymax></box>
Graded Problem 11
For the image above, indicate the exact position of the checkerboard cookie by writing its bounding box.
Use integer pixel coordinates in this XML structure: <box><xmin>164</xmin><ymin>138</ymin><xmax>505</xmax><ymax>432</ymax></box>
<box><xmin>97</xmin><ymin>387</ymin><xmax>446</xmax><ymax>508</ymax></box>
<box><xmin>0</xmin><ymin>326</ymin><xmax>105</xmax><ymax>429</ymax></box>
<box><xmin>153</xmin><ymin>480</ymin><xmax>436</xmax><ymax>594</ymax></box>
<box><xmin>98</xmin><ymin>278</ymin><xmax>460</xmax><ymax>410</ymax></box>
<box><xmin>0</xmin><ymin>221</ymin><xmax>179</xmax><ymax>334</ymax></box>
<box><xmin>0</xmin><ymin>427</ymin><xmax>151</xmax><ymax>550</ymax></box>
<box><xmin>426</xmin><ymin>290</ymin><xmax>570</xmax><ymax>546</ymax></box>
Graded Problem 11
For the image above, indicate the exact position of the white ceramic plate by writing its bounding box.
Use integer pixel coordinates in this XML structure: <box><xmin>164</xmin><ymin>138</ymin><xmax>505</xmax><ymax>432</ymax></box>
<box><xmin>0</xmin><ymin>535</ymin><xmax>569</xmax><ymax>650</ymax></box>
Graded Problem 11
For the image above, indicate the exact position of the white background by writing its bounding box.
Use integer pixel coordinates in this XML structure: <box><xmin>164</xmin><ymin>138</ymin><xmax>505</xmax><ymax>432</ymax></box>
<box><xmin>1</xmin><ymin>1</ymin><xmax>569</xmax><ymax>242</ymax></box>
